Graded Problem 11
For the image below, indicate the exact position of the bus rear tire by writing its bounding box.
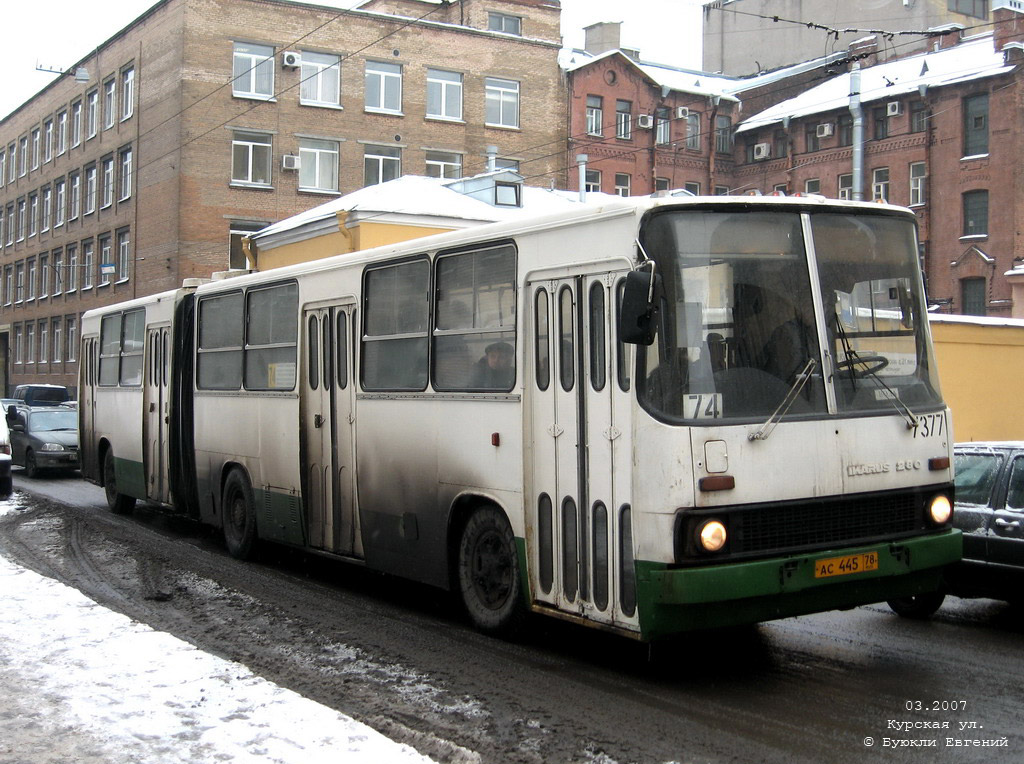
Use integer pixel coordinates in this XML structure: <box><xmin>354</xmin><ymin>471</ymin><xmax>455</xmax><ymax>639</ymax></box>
<box><xmin>222</xmin><ymin>469</ymin><xmax>258</xmax><ymax>560</ymax></box>
<box><xmin>457</xmin><ymin>506</ymin><xmax>525</xmax><ymax>637</ymax></box>
<box><xmin>103</xmin><ymin>449</ymin><xmax>136</xmax><ymax>515</ymax></box>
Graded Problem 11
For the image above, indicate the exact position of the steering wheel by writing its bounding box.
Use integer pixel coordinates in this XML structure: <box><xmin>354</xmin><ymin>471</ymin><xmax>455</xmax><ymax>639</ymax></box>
<box><xmin>836</xmin><ymin>354</ymin><xmax>889</xmax><ymax>378</ymax></box>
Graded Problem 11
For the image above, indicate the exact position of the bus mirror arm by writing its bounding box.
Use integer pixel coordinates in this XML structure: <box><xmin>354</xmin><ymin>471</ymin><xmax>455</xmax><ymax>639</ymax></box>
<box><xmin>619</xmin><ymin>266</ymin><xmax>663</xmax><ymax>346</ymax></box>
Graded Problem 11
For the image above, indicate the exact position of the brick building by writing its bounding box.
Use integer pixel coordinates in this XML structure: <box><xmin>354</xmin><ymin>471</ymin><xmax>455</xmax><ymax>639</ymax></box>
<box><xmin>0</xmin><ymin>0</ymin><xmax>567</xmax><ymax>394</ymax></box>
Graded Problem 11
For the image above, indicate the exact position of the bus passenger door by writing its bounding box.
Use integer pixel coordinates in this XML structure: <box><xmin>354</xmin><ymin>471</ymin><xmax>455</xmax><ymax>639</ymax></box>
<box><xmin>143</xmin><ymin>326</ymin><xmax>170</xmax><ymax>503</ymax></box>
<box><xmin>80</xmin><ymin>336</ymin><xmax>99</xmax><ymax>481</ymax></box>
<box><xmin>302</xmin><ymin>304</ymin><xmax>359</xmax><ymax>557</ymax></box>
<box><xmin>527</xmin><ymin>272</ymin><xmax>633</xmax><ymax>628</ymax></box>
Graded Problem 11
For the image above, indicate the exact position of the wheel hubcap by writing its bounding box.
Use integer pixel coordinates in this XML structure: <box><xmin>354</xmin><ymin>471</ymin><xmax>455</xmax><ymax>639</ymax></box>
<box><xmin>471</xmin><ymin>528</ymin><xmax>511</xmax><ymax>609</ymax></box>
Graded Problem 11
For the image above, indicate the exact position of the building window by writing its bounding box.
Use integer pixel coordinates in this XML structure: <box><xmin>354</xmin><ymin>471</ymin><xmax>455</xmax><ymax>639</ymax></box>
<box><xmin>773</xmin><ymin>131</ymin><xmax>788</xmax><ymax>159</ymax></box>
<box><xmin>962</xmin><ymin>190</ymin><xmax>988</xmax><ymax>236</ymax></box>
<box><xmin>363</xmin><ymin>144</ymin><xmax>401</xmax><ymax>186</ymax></box>
<box><xmin>615</xmin><ymin>100</ymin><xmax>632</xmax><ymax>139</ymax></box>
<box><xmin>494</xmin><ymin>181</ymin><xmax>520</xmax><ymax>207</ymax></box>
<box><xmin>298</xmin><ymin>138</ymin><xmax>339</xmax><ymax>192</ymax></box>
<box><xmin>52</xmin><ymin>250</ymin><xmax>63</xmax><ymax>295</ymax></box>
<box><xmin>17</xmin><ymin>199</ymin><xmax>26</xmax><ymax>241</ymax></box>
<box><xmin>55</xmin><ymin>179</ymin><xmax>65</xmax><ymax>227</ymax></box>
<box><xmin>67</xmin><ymin>243</ymin><xmax>79</xmax><ymax>292</ymax></box>
<box><xmin>231</xmin><ymin>131</ymin><xmax>272</xmax><ymax>186</ymax></box>
<box><xmin>365</xmin><ymin>61</ymin><xmax>402</xmax><ymax>113</ymax></box>
<box><xmin>584</xmin><ymin>169</ymin><xmax>601</xmax><ymax>193</ymax></box>
<box><xmin>69</xmin><ymin>172</ymin><xmax>81</xmax><ymax>220</ymax></box>
<box><xmin>872</xmin><ymin>107</ymin><xmax>888</xmax><ymax>140</ymax></box>
<box><xmin>5</xmin><ymin>205</ymin><xmax>12</xmax><ymax>246</ymax></box>
<box><xmin>40</xmin><ymin>322</ymin><xmax>48</xmax><ymax>364</ymax></box>
<box><xmin>82</xmin><ymin>240</ymin><xmax>94</xmax><ymax>289</ymax></box>
<box><xmin>102</xmin><ymin>157</ymin><xmax>115</xmax><ymax>208</ymax></box>
<box><xmin>28</xmin><ymin>194</ymin><xmax>38</xmax><ymax>237</ymax></box>
<box><xmin>715</xmin><ymin>115</ymin><xmax>733</xmax><ymax>153</ymax></box>
<box><xmin>121</xmin><ymin>67</ymin><xmax>135</xmax><ymax>120</ymax></box>
<box><xmin>233</xmin><ymin>42</ymin><xmax>275</xmax><ymax>99</ymax></box>
<box><xmin>27</xmin><ymin>259</ymin><xmax>36</xmax><ymax>301</ymax></box>
<box><xmin>85</xmin><ymin>165</ymin><xmax>98</xmax><ymax>213</ymax></box>
<box><xmin>39</xmin><ymin>254</ymin><xmax>49</xmax><ymax>297</ymax></box>
<box><xmin>961</xmin><ymin>277</ymin><xmax>986</xmax><ymax>315</ymax></box>
<box><xmin>67</xmin><ymin>318</ymin><xmax>78</xmax><ymax>362</ymax></box>
<box><xmin>18</xmin><ymin>136</ymin><xmax>27</xmax><ymax>176</ymax></box>
<box><xmin>685</xmin><ymin>181</ymin><xmax>701</xmax><ymax>195</ymax></box>
<box><xmin>0</xmin><ymin>149</ymin><xmax>4</xmax><ymax>187</ymax></box>
<box><xmin>26</xmin><ymin>324</ymin><xmax>35</xmax><ymax>365</ymax></box>
<box><xmin>949</xmin><ymin>0</ymin><xmax>988</xmax><ymax>19</ymax></box>
<box><xmin>3</xmin><ymin>267</ymin><xmax>11</xmax><ymax>305</ymax></box>
<box><xmin>86</xmin><ymin>90</ymin><xmax>99</xmax><ymax>139</ymax></box>
<box><xmin>426</xmin><ymin>69</ymin><xmax>463</xmax><ymax>121</ymax></box>
<box><xmin>805</xmin><ymin>123</ymin><xmax>820</xmax><ymax>153</ymax></box>
<box><xmin>909</xmin><ymin>162</ymin><xmax>926</xmax><ymax>205</ymax></box>
<box><xmin>99</xmin><ymin>235</ymin><xmax>112</xmax><ymax>286</ymax></box>
<box><xmin>425</xmin><ymin>150</ymin><xmax>462</xmax><ymax>179</ymax></box>
<box><xmin>838</xmin><ymin>113</ymin><xmax>853</xmax><ymax>147</ymax></box>
<box><xmin>871</xmin><ymin>167</ymin><xmax>890</xmax><ymax>201</ymax></box>
<box><xmin>57</xmin><ymin>111</ymin><xmax>67</xmax><ymax>155</ymax></box>
<box><xmin>486</xmin><ymin>77</ymin><xmax>520</xmax><ymax>128</ymax></box>
<box><xmin>586</xmin><ymin>96</ymin><xmax>603</xmax><ymax>136</ymax></box>
<box><xmin>963</xmin><ymin>93</ymin><xmax>989</xmax><ymax>156</ymax></box>
<box><xmin>103</xmin><ymin>78</ymin><xmax>117</xmax><ymax>129</ymax></box>
<box><xmin>44</xmin><ymin>120</ymin><xmax>53</xmax><ymax>163</ymax></box>
<box><xmin>71</xmin><ymin>101</ymin><xmax>82</xmax><ymax>147</ymax></box>
<box><xmin>118</xmin><ymin>229</ymin><xmax>131</xmax><ymax>281</ymax></box>
<box><xmin>686</xmin><ymin>112</ymin><xmax>701</xmax><ymax>150</ymax></box>
<box><xmin>655</xmin><ymin>177</ymin><xmax>670</xmax><ymax>192</ymax></box>
<box><xmin>838</xmin><ymin>173</ymin><xmax>853</xmax><ymax>200</ymax></box>
<box><xmin>53</xmin><ymin>319</ymin><xmax>62</xmax><ymax>363</ymax></box>
<box><xmin>228</xmin><ymin>221</ymin><xmax>266</xmax><ymax>270</ymax></box>
<box><xmin>805</xmin><ymin>178</ymin><xmax>820</xmax><ymax>194</ymax></box>
<box><xmin>119</xmin><ymin>147</ymin><xmax>133</xmax><ymax>200</ymax></box>
<box><xmin>41</xmin><ymin>187</ymin><xmax>51</xmax><ymax>232</ymax></box>
<box><xmin>910</xmin><ymin>101</ymin><xmax>928</xmax><ymax>133</ymax></box>
<box><xmin>655</xmin><ymin>108</ymin><xmax>671</xmax><ymax>145</ymax></box>
<box><xmin>614</xmin><ymin>173</ymin><xmax>630</xmax><ymax>197</ymax></box>
<box><xmin>15</xmin><ymin>263</ymin><xmax>24</xmax><ymax>303</ymax></box>
<box><xmin>300</xmin><ymin>51</ymin><xmax>340</xmax><ymax>107</ymax></box>
<box><xmin>31</xmin><ymin>128</ymin><xmax>40</xmax><ymax>170</ymax></box>
<box><xmin>488</xmin><ymin>12</ymin><xmax>522</xmax><ymax>35</ymax></box>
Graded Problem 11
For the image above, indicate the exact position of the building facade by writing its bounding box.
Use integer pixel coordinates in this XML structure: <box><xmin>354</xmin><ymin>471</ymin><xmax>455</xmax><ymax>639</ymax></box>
<box><xmin>0</xmin><ymin>0</ymin><xmax>567</xmax><ymax>394</ymax></box>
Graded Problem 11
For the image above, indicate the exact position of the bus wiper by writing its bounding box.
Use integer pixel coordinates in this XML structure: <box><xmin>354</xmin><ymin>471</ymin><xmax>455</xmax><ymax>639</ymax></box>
<box><xmin>749</xmin><ymin>358</ymin><xmax>817</xmax><ymax>441</ymax></box>
<box><xmin>853</xmin><ymin>357</ymin><xmax>920</xmax><ymax>431</ymax></box>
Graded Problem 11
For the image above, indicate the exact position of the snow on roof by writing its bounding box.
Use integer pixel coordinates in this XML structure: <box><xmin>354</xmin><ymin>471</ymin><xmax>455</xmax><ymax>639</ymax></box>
<box><xmin>737</xmin><ymin>33</ymin><xmax>1013</xmax><ymax>134</ymax></box>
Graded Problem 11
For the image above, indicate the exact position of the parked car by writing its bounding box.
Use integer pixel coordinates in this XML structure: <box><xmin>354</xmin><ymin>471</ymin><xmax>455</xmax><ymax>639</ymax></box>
<box><xmin>11</xmin><ymin>384</ymin><xmax>71</xmax><ymax>407</ymax></box>
<box><xmin>0</xmin><ymin>414</ymin><xmax>12</xmax><ymax>497</ymax></box>
<box><xmin>888</xmin><ymin>441</ymin><xmax>1024</xmax><ymax>617</ymax></box>
<box><xmin>8</xmin><ymin>406</ymin><xmax>80</xmax><ymax>477</ymax></box>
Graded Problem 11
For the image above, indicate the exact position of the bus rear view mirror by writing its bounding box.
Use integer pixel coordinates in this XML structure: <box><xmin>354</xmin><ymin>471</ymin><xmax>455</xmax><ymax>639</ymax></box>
<box><xmin>619</xmin><ymin>269</ymin><xmax>662</xmax><ymax>345</ymax></box>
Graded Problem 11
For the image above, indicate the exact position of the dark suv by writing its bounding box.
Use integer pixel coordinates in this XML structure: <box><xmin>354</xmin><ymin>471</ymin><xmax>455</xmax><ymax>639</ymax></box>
<box><xmin>12</xmin><ymin>384</ymin><xmax>71</xmax><ymax>407</ymax></box>
<box><xmin>889</xmin><ymin>441</ymin><xmax>1024</xmax><ymax>617</ymax></box>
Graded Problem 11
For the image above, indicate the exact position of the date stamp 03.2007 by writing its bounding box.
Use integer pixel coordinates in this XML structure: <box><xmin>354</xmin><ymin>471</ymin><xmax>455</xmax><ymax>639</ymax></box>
<box><xmin>863</xmin><ymin>701</ymin><xmax>1010</xmax><ymax>750</ymax></box>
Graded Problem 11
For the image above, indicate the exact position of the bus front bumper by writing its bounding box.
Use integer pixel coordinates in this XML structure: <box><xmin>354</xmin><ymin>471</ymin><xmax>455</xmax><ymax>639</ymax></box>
<box><xmin>635</xmin><ymin>529</ymin><xmax>962</xmax><ymax>641</ymax></box>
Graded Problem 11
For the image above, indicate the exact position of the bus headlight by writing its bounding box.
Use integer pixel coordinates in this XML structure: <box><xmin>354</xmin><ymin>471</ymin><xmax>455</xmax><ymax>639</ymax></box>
<box><xmin>928</xmin><ymin>494</ymin><xmax>952</xmax><ymax>525</ymax></box>
<box><xmin>698</xmin><ymin>520</ymin><xmax>728</xmax><ymax>552</ymax></box>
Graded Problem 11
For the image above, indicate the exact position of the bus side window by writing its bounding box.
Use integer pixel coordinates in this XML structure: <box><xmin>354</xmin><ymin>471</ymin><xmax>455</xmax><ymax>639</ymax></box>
<box><xmin>337</xmin><ymin>311</ymin><xmax>348</xmax><ymax>390</ymax></box>
<box><xmin>589</xmin><ymin>282</ymin><xmax>606</xmax><ymax>392</ymax></box>
<box><xmin>307</xmin><ymin>315</ymin><xmax>319</xmax><ymax>391</ymax></box>
<box><xmin>615</xmin><ymin>279</ymin><xmax>631</xmax><ymax>392</ymax></box>
<box><xmin>535</xmin><ymin>289</ymin><xmax>549</xmax><ymax>391</ymax></box>
<box><xmin>559</xmin><ymin>286</ymin><xmax>574</xmax><ymax>392</ymax></box>
<box><xmin>362</xmin><ymin>260</ymin><xmax>429</xmax><ymax>391</ymax></box>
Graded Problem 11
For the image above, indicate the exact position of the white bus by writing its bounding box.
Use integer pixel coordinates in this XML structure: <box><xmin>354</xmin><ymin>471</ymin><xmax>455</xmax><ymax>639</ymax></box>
<box><xmin>80</xmin><ymin>196</ymin><xmax>961</xmax><ymax>641</ymax></box>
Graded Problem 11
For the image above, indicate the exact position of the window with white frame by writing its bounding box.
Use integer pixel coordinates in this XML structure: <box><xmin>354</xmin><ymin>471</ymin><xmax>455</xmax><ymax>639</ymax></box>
<box><xmin>3</xmin><ymin>266</ymin><xmax>11</xmax><ymax>304</ymax></box>
<box><xmin>31</xmin><ymin>128</ymin><xmax>40</xmax><ymax>170</ymax></box>
<box><xmin>910</xmin><ymin>162</ymin><xmax>926</xmax><ymax>206</ymax></box>
<box><xmin>655</xmin><ymin>108</ymin><xmax>671</xmax><ymax>145</ymax></box>
<box><xmin>67</xmin><ymin>317</ymin><xmax>78</xmax><ymax>362</ymax></box>
<box><xmin>121</xmin><ymin>67</ymin><xmax>135</xmax><ymax>120</ymax></box>
<box><xmin>101</xmin><ymin>158</ymin><xmax>114</xmax><ymax>208</ymax></box>
<box><xmin>715</xmin><ymin>115</ymin><xmax>733</xmax><ymax>153</ymax></box>
<box><xmin>119</xmin><ymin>147</ymin><xmax>132</xmax><ymax>200</ymax></box>
<box><xmin>426</xmin><ymin>69</ymin><xmax>463</xmax><ymax>121</ymax></box>
<box><xmin>805</xmin><ymin>178</ymin><xmax>821</xmax><ymax>194</ymax></box>
<box><xmin>298</xmin><ymin>138</ymin><xmax>339</xmax><ymax>192</ymax></box>
<box><xmin>233</xmin><ymin>42</ymin><xmax>275</xmax><ymax>99</ymax></box>
<box><xmin>584</xmin><ymin>169</ymin><xmax>601</xmax><ymax>193</ymax></box>
<box><xmin>363</xmin><ymin>144</ymin><xmax>400</xmax><ymax>186</ymax></box>
<box><xmin>685</xmin><ymin>181</ymin><xmax>701</xmax><ymax>195</ymax></box>
<box><xmin>39</xmin><ymin>254</ymin><xmax>48</xmax><ymax>297</ymax></box>
<box><xmin>53</xmin><ymin>319</ymin><xmax>63</xmax><ymax>362</ymax></box>
<box><xmin>300</xmin><ymin>52</ymin><xmax>340</xmax><ymax>106</ymax></box>
<box><xmin>69</xmin><ymin>172</ymin><xmax>81</xmax><ymax>220</ymax></box>
<box><xmin>81</xmin><ymin>240</ymin><xmax>93</xmax><ymax>289</ymax></box>
<box><xmin>485</xmin><ymin>77</ymin><xmax>519</xmax><ymax>128</ymax></box>
<box><xmin>104</xmin><ymin>78</ymin><xmax>117</xmax><ymax>129</ymax></box>
<box><xmin>231</xmin><ymin>131</ymin><xmax>272</xmax><ymax>186</ymax></box>
<box><xmin>15</xmin><ymin>263</ymin><xmax>24</xmax><ymax>303</ymax></box>
<box><xmin>71</xmin><ymin>101</ymin><xmax>82</xmax><ymax>147</ymax></box>
<box><xmin>838</xmin><ymin>173</ymin><xmax>853</xmax><ymax>200</ymax></box>
<box><xmin>67</xmin><ymin>243</ymin><xmax>79</xmax><ymax>292</ymax></box>
<box><xmin>616</xmin><ymin>100</ymin><xmax>632</xmax><ymax>139</ymax></box>
<box><xmin>586</xmin><ymin>95</ymin><xmax>602</xmax><ymax>136</ymax></box>
<box><xmin>41</xmin><ymin>187</ymin><xmax>51</xmax><ymax>232</ymax></box>
<box><xmin>7</xmin><ymin>143</ymin><xmax>14</xmax><ymax>182</ymax></box>
<box><xmin>99</xmin><ymin>234</ymin><xmax>112</xmax><ymax>286</ymax></box>
<box><xmin>487</xmin><ymin>11</ymin><xmax>522</xmax><ymax>35</ymax></box>
<box><xmin>871</xmin><ymin>167</ymin><xmax>890</xmax><ymax>201</ymax></box>
<box><xmin>365</xmin><ymin>61</ymin><xmax>402</xmax><ymax>113</ymax></box>
<box><xmin>28</xmin><ymin>194</ymin><xmax>38</xmax><ymax>237</ymax></box>
<box><xmin>17</xmin><ymin>199</ymin><xmax>26</xmax><ymax>241</ymax></box>
<box><xmin>39</xmin><ymin>322</ymin><xmax>48</xmax><ymax>364</ymax></box>
<box><xmin>6</xmin><ymin>205</ymin><xmax>14</xmax><ymax>245</ymax></box>
<box><xmin>52</xmin><ymin>250</ymin><xmax>63</xmax><ymax>295</ymax></box>
<box><xmin>86</xmin><ymin>90</ymin><xmax>98</xmax><ymax>138</ymax></box>
<box><xmin>425</xmin><ymin>150</ymin><xmax>462</xmax><ymax>179</ymax></box>
<box><xmin>0</xmin><ymin>214</ymin><xmax>3</xmax><ymax>247</ymax></box>
<box><xmin>57</xmin><ymin>111</ymin><xmax>67</xmax><ymax>155</ymax></box>
<box><xmin>13</xmin><ymin>326</ymin><xmax>22</xmax><ymax>365</ymax></box>
<box><xmin>19</xmin><ymin>136</ymin><xmax>27</xmax><ymax>176</ymax></box>
<box><xmin>44</xmin><ymin>120</ymin><xmax>53</xmax><ymax>163</ymax></box>
<box><xmin>118</xmin><ymin>229</ymin><xmax>130</xmax><ymax>281</ymax></box>
<box><xmin>25</xmin><ymin>324</ymin><xmax>34</xmax><ymax>364</ymax></box>
<box><xmin>27</xmin><ymin>259</ymin><xmax>36</xmax><ymax>300</ymax></box>
<box><xmin>655</xmin><ymin>177</ymin><xmax>670</xmax><ymax>192</ymax></box>
<box><xmin>0</xmin><ymin>148</ymin><xmax>6</xmax><ymax>186</ymax></box>
<box><xmin>85</xmin><ymin>165</ymin><xmax>98</xmax><ymax>213</ymax></box>
<box><xmin>614</xmin><ymin>173</ymin><xmax>631</xmax><ymax>197</ymax></box>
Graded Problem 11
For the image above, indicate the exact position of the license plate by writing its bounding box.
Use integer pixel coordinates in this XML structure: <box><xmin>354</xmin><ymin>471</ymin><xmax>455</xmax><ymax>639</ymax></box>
<box><xmin>814</xmin><ymin>552</ymin><xmax>879</xmax><ymax>578</ymax></box>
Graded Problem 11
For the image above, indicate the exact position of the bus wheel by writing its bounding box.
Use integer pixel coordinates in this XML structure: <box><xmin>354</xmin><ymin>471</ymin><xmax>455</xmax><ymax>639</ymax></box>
<box><xmin>103</xmin><ymin>449</ymin><xmax>136</xmax><ymax>515</ymax></box>
<box><xmin>457</xmin><ymin>507</ymin><xmax>525</xmax><ymax>636</ymax></box>
<box><xmin>222</xmin><ymin>469</ymin><xmax>257</xmax><ymax>560</ymax></box>
<box><xmin>887</xmin><ymin>591</ymin><xmax>945</xmax><ymax>619</ymax></box>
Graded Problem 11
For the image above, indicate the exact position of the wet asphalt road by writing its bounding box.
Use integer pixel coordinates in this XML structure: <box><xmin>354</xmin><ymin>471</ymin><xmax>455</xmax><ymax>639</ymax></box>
<box><xmin>2</xmin><ymin>470</ymin><xmax>1022</xmax><ymax>764</ymax></box>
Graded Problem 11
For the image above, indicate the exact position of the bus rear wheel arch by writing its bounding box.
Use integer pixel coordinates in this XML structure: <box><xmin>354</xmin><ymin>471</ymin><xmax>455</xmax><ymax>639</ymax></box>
<box><xmin>102</xmin><ymin>447</ymin><xmax>136</xmax><ymax>515</ymax></box>
<box><xmin>456</xmin><ymin>505</ymin><xmax>526</xmax><ymax>637</ymax></box>
<box><xmin>222</xmin><ymin>467</ymin><xmax>258</xmax><ymax>560</ymax></box>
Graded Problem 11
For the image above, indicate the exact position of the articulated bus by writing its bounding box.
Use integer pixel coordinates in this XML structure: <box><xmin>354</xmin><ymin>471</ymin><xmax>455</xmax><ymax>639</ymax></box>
<box><xmin>79</xmin><ymin>195</ymin><xmax>961</xmax><ymax>641</ymax></box>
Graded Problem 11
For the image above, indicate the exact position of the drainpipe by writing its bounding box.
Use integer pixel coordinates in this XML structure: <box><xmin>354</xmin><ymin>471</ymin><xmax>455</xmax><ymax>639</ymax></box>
<box><xmin>850</xmin><ymin>64</ymin><xmax>864</xmax><ymax>201</ymax></box>
<box><xmin>486</xmin><ymin>145</ymin><xmax>498</xmax><ymax>172</ymax></box>
<box><xmin>576</xmin><ymin>154</ymin><xmax>588</xmax><ymax>202</ymax></box>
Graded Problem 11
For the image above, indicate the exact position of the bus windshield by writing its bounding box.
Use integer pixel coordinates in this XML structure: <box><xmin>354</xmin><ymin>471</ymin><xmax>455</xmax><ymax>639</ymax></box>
<box><xmin>637</xmin><ymin>208</ymin><xmax>942</xmax><ymax>423</ymax></box>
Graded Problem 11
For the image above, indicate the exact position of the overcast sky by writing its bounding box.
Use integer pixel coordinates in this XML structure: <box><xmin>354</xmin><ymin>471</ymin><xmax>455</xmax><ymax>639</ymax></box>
<box><xmin>0</xmin><ymin>0</ymin><xmax>704</xmax><ymax>120</ymax></box>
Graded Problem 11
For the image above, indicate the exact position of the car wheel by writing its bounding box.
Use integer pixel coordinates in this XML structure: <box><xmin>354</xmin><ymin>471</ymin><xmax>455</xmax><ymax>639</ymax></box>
<box><xmin>457</xmin><ymin>506</ymin><xmax>526</xmax><ymax>637</ymax></box>
<box><xmin>887</xmin><ymin>591</ymin><xmax>946</xmax><ymax>619</ymax></box>
<box><xmin>24</xmin><ymin>450</ymin><xmax>40</xmax><ymax>479</ymax></box>
<box><xmin>103</xmin><ymin>449</ymin><xmax>136</xmax><ymax>515</ymax></box>
<box><xmin>222</xmin><ymin>468</ymin><xmax>258</xmax><ymax>560</ymax></box>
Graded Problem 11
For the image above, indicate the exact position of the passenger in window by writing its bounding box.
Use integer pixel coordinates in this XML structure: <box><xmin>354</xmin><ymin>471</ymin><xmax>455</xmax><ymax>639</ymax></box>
<box><xmin>472</xmin><ymin>341</ymin><xmax>514</xmax><ymax>389</ymax></box>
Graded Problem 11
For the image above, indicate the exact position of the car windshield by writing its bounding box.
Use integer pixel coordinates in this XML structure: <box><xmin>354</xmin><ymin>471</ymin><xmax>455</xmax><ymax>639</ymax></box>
<box><xmin>30</xmin><ymin>410</ymin><xmax>78</xmax><ymax>432</ymax></box>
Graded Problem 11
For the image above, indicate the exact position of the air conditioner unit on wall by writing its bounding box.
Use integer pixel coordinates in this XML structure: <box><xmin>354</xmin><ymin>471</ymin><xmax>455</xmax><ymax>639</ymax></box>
<box><xmin>282</xmin><ymin>154</ymin><xmax>300</xmax><ymax>170</ymax></box>
<box><xmin>637</xmin><ymin>114</ymin><xmax>655</xmax><ymax>129</ymax></box>
<box><xmin>282</xmin><ymin>51</ymin><xmax>301</xmax><ymax>68</ymax></box>
<box><xmin>816</xmin><ymin>123</ymin><xmax>834</xmax><ymax>138</ymax></box>
<box><xmin>675</xmin><ymin>106</ymin><xmax>689</xmax><ymax>120</ymax></box>
<box><xmin>886</xmin><ymin>101</ymin><xmax>902</xmax><ymax>117</ymax></box>
<box><xmin>753</xmin><ymin>142</ymin><xmax>771</xmax><ymax>160</ymax></box>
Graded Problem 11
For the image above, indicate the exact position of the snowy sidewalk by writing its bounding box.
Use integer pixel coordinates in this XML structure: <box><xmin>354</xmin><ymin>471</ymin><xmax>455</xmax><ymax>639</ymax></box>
<box><xmin>0</xmin><ymin>502</ymin><xmax>435</xmax><ymax>764</ymax></box>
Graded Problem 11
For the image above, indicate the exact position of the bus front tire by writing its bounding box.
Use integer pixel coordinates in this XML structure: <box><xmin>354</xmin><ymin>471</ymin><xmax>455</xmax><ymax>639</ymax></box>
<box><xmin>457</xmin><ymin>506</ymin><xmax>525</xmax><ymax>637</ymax></box>
<box><xmin>222</xmin><ymin>469</ymin><xmax>258</xmax><ymax>560</ymax></box>
<box><xmin>887</xmin><ymin>591</ymin><xmax>946</xmax><ymax>619</ymax></box>
<box><xmin>103</xmin><ymin>449</ymin><xmax>136</xmax><ymax>515</ymax></box>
